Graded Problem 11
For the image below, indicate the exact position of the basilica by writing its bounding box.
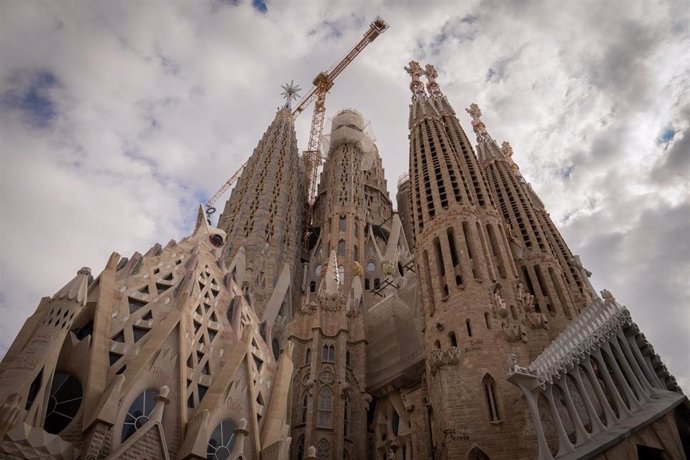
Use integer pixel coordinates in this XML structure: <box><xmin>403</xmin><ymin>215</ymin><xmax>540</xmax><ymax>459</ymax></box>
<box><xmin>0</xmin><ymin>62</ymin><xmax>687</xmax><ymax>460</ymax></box>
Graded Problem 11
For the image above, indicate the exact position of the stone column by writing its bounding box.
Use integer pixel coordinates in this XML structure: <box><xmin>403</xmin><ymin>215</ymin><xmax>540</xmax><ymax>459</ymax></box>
<box><xmin>581</xmin><ymin>357</ymin><xmax>619</xmax><ymax>427</ymax></box>
<box><xmin>557</xmin><ymin>377</ymin><xmax>591</xmax><ymax>446</ymax></box>
<box><xmin>600</xmin><ymin>342</ymin><xmax>641</xmax><ymax>412</ymax></box>
<box><xmin>591</xmin><ymin>349</ymin><xmax>632</xmax><ymax>417</ymax></box>
<box><xmin>610</xmin><ymin>337</ymin><xmax>650</xmax><ymax>401</ymax></box>
<box><xmin>570</xmin><ymin>367</ymin><xmax>606</xmax><ymax>434</ymax></box>
<box><xmin>623</xmin><ymin>332</ymin><xmax>663</xmax><ymax>391</ymax></box>
<box><xmin>544</xmin><ymin>385</ymin><xmax>575</xmax><ymax>456</ymax></box>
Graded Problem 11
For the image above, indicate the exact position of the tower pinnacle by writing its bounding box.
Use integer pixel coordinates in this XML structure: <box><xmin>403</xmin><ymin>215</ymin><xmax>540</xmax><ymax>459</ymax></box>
<box><xmin>424</xmin><ymin>63</ymin><xmax>443</xmax><ymax>96</ymax></box>
<box><xmin>404</xmin><ymin>60</ymin><xmax>426</xmax><ymax>98</ymax></box>
<box><xmin>465</xmin><ymin>103</ymin><xmax>489</xmax><ymax>140</ymax></box>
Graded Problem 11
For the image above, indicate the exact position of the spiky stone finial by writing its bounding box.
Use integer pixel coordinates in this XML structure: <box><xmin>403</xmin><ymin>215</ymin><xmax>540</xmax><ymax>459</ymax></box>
<box><xmin>404</xmin><ymin>60</ymin><xmax>426</xmax><ymax>98</ymax></box>
<box><xmin>424</xmin><ymin>64</ymin><xmax>443</xmax><ymax>96</ymax></box>
<box><xmin>466</xmin><ymin>103</ymin><xmax>488</xmax><ymax>139</ymax></box>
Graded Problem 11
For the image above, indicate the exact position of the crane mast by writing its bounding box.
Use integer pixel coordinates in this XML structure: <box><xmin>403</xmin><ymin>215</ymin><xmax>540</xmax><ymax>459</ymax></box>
<box><xmin>293</xmin><ymin>16</ymin><xmax>389</xmax><ymax>205</ymax></box>
<box><xmin>204</xmin><ymin>17</ymin><xmax>388</xmax><ymax>219</ymax></box>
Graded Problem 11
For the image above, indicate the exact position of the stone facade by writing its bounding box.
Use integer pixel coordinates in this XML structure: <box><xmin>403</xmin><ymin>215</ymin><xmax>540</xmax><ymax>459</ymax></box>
<box><xmin>0</xmin><ymin>66</ymin><xmax>687</xmax><ymax>460</ymax></box>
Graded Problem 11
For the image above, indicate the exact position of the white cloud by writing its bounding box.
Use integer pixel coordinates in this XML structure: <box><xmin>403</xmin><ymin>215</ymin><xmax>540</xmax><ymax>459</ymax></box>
<box><xmin>0</xmin><ymin>0</ymin><xmax>688</xmax><ymax>390</ymax></box>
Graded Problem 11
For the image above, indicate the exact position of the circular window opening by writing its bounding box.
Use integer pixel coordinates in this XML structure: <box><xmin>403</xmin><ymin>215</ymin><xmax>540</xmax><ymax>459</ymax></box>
<box><xmin>366</xmin><ymin>262</ymin><xmax>376</xmax><ymax>273</ymax></box>
<box><xmin>210</xmin><ymin>234</ymin><xmax>224</xmax><ymax>247</ymax></box>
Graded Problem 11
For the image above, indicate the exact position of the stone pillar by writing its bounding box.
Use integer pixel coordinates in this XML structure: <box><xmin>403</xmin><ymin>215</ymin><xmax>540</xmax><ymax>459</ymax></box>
<box><xmin>581</xmin><ymin>357</ymin><xmax>619</xmax><ymax>427</ymax></box>
<box><xmin>570</xmin><ymin>367</ymin><xmax>606</xmax><ymax>434</ymax></box>
<box><xmin>609</xmin><ymin>337</ymin><xmax>650</xmax><ymax>401</ymax></box>
<box><xmin>557</xmin><ymin>377</ymin><xmax>591</xmax><ymax>446</ymax></box>
<box><xmin>591</xmin><ymin>349</ymin><xmax>632</xmax><ymax>418</ymax></box>
<box><xmin>600</xmin><ymin>343</ymin><xmax>641</xmax><ymax>412</ymax></box>
<box><xmin>544</xmin><ymin>385</ymin><xmax>575</xmax><ymax>456</ymax></box>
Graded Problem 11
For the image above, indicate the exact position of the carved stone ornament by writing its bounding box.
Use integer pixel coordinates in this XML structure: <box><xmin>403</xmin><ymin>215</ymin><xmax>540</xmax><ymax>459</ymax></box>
<box><xmin>424</xmin><ymin>63</ymin><xmax>443</xmax><ymax>96</ymax></box>
<box><xmin>466</xmin><ymin>103</ymin><xmax>488</xmax><ymax>138</ymax></box>
<box><xmin>404</xmin><ymin>60</ymin><xmax>426</xmax><ymax>98</ymax></box>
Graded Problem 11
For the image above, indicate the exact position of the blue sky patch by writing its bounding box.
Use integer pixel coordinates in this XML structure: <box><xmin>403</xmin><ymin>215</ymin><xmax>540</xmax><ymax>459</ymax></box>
<box><xmin>658</xmin><ymin>128</ymin><xmax>675</xmax><ymax>144</ymax></box>
<box><xmin>560</xmin><ymin>165</ymin><xmax>574</xmax><ymax>179</ymax></box>
<box><xmin>252</xmin><ymin>0</ymin><xmax>267</xmax><ymax>13</ymax></box>
<box><xmin>1</xmin><ymin>70</ymin><xmax>58</xmax><ymax>129</ymax></box>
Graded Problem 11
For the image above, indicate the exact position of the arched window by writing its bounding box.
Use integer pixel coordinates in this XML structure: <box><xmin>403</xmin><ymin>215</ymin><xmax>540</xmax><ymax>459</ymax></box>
<box><xmin>466</xmin><ymin>319</ymin><xmax>473</xmax><ymax>337</ymax></box>
<box><xmin>354</xmin><ymin>222</ymin><xmax>359</xmax><ymax>238</ymax></box>
<box><xmin>392</xmin><ymin>409</ymin><xmax>400</xmax><ymax>436</ymax></box>
<box><xmin>346</xmin><ymin>350</ymin><xmax>351</xmax><ymax>367</ymax></box>
<box><xmin>122</xmin><ymin>389</ymin><xmax>159</xmax><ymax>442</ymax></box>
<box><xmin>483</xmin><ymin>375</ymin><xmax>500</xmax><ymax>422</ymax></box>
<box><xmin>484</xmin><ymin>312</ymin><xmax>491</xmax><ymax>329</ymax></box>
<box><xmin>309</xmin><ymin>281</ymin><xmax>316</xmax><ymax>293</ymax></box>
<box><xmin>374</xmin><ymin>278</ymin><xmax>380</xmax><ymax>290</ymax></box>
<box><xmin>434</xmin><ymin>339</ymin><xmax>441</xmax><ymax>349</ymax></box>
<box><xmin>315</xmin><ymin>265</ymin><xmax>322</xmax><ymax>277</ymax></box>
<box><xmin>448</xmin><ymin>331</ymin><xmax>458</xmax><ymax>347</ymax></box>
<box><xmin>339</xmin><ymin>216</ymin><xmax>347</xmax><ymax>232</ymax></box>
<box><xmin>338</xmin><ymin>240</ymin><xmax>346</xmax><ymax>256</ymax></box>
<box><xmin>207</xmin><ymin>419</ymin><xmax>237</xmax><ymax>460</ymax></box>
<box><xmin>321</xmin><ymin>345</ymin><xmax>335</xmax><ymax>363</ymax></box>
<box><xmin>305</xmin><ymin>348</ymin><xmax>311</xmax><ymax>365</ymax></box>
<box><xmin>44</xmin><ymin>373</ymin><xmax>82</xmax><ymax>434</ymax></box>
<box><xmin>317</xmin><ymin>387</ymin><xmax>333</xmax><ymax>427</ymax></box>
<box><xmin>365</xmin><ymin>278</ymin><xmax>370</xmax><ymax>290</ymax></box>
<box><xmin>353</xmin><ymin>245</ymin><xmax>359</xmax><ymax>261</ymax></box>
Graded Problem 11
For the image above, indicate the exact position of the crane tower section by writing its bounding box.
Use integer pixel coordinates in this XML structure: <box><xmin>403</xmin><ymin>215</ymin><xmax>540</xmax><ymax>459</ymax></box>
<box><xmin>292</xmin><ymin>16</ymin><xmax>389</xmax><ymax>205</ymax></box>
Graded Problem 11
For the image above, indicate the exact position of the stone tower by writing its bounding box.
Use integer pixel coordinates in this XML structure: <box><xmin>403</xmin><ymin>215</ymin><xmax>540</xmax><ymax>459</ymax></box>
<box><xmin>289</xmin><ymin>110</ymin><xmax>374</xmax><ymax>459</ymax></box>
<box><xmin>217</xmin><ymin>105</ymin><xmax>305</xmax><ymax>348</ymax></box>
<box><xmin>406</xmin><ymin>61</ymin><xmax>556</xmax><ymax>459</ymax></box>
<box><xmin>470</xmin><ymin>106</ymin><xmax>583</xmax><ymax>333</ymax></box>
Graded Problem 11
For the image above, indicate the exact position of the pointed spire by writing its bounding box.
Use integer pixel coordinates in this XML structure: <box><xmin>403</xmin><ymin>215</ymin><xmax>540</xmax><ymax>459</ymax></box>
<box><xmin>194</xmin><ymin>204</ymin><xmax>209</xmax><ymax>235</ymax></box>
<box><xmin>424</xmin><ymin>64</ymin><xmax>443</xmax><ymax>97</ymax></box>
<box><xmin>404</xmin><ymin>60</ymin><xmax>427</xmax><ymax>98</ymax></box>
<box><xmin>53</xmin><ymin>267</ymin><xmax>91</xmax><ymax>305</ymax></box>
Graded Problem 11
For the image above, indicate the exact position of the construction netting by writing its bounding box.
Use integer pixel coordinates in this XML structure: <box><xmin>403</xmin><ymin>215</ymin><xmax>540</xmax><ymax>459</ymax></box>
<box><xmin>319</xmin><ymin>109</ymin><xmax>378</xmax><ymax>169</ymax></box>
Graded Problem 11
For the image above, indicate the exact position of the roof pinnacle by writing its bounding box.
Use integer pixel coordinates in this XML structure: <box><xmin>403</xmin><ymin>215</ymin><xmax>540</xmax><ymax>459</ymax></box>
<box><xmin>424</xmin><ymin>64</ymin><xmax>443</xmax><ymax>97</ymax></box>
<box><xmin>466</xmin><ymin>103</ymin><xmax>489</xmax><ymax>140</ymax></box>
<box><xmin>404</xmin><ymin>60</ymin><xmax>426</xmax><ymax>98</ymax></box>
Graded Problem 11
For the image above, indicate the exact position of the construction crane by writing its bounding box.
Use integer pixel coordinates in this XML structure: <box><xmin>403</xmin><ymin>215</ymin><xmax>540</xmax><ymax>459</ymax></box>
<box><xmin>204</xmin><ymin>16</ymin><xmax>388</xmax><ymax>218</ymax></box>
<box><xmin>293</xmin><ymin>16</ymin><xmax>389</xmax><ymax>204</ymax></box>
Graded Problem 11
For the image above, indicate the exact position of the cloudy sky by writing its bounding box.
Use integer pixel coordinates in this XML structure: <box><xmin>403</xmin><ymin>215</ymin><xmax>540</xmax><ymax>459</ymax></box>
<box><xmin>1</xmin><ymin>0</ymin><xmax>688</xmax><ymax>390</ymax></box>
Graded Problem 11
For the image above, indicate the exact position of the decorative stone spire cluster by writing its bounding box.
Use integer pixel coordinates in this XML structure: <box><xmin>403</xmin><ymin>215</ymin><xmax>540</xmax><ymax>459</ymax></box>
<box><xmin>405</xmin><ymin>60</ymin><xmax>445</xmax><ymax>98</ymax></box>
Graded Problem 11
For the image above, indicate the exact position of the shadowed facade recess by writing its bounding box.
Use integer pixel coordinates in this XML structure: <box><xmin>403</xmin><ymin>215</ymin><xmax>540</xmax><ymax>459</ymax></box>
<box><xmin>0</xmin><ymin>63</ymin><xmax>687</xmax><ymax>460</ymax></box>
